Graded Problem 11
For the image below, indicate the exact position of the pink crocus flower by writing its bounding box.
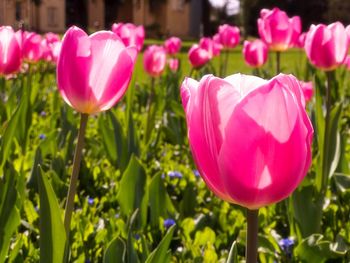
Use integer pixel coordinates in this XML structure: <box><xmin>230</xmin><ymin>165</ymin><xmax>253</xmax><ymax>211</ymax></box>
<box><xmin>57</xmin><ymin>26</ymin><xmax>137</xmax><ymax>114</ymax></box>
<box><xmin>164</xmin><ymin>37</ymin><xmax>182</xmax><ymax>55</ymax></box>
<box><xmin>188</xmin><ymin>44</ymin><xmax>210</xmax><ymax>68</ymax></box>
<box><xmin>218</xmin><ymin>24</ymin><xmax>240</xmax><ymax>49</ymax></box>
<box><xmin>304</xmin><ymin>22</ymin><xmax>349</xmax><ymax>71</ymax></box>
<box><xmin>258</xmin><ymin>8</ymin><xmax>301</xmax><ymax>51</ymax></box>
<box><xmin>180</xmin><ymin>73</ymin><xmax>313</xmax><ymax>209</ymax></box>
<box><xmin>0</xmin><ymin>26</ymin><xmax>22</xmax><ymax>75</ymax></box>
<box><xmin>242</xmin><ymin>39</ymin><xmax>268</xmax><ymax>68</ymax></box>
<box><xmin>143</xmin><ymin>45</ymin><xmax>167</xmax><ymax>77</ymax></box>
<box><xmin>111</xmin><ymin>23</ymin><xmax>145</xmax><ymax>51</ymax></box>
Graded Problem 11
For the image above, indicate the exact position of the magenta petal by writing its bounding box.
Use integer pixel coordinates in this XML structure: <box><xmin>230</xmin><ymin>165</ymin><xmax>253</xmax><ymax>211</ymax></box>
<box><xmin>57</xmin><ymin>26</ymin><xmax>93</xmax><ymax>112</ymax></box>
<box><xmin>218</xmin><ymin>76</ymin><xmax>312</xmax><ymax>209</ymax></box>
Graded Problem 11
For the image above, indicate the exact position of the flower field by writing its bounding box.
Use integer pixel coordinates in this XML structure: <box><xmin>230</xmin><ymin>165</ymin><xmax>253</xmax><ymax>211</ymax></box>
<box><xmin>1</xmin><ymin>7</ymin><xmax>350</xmax><ymax>263</ymax></box>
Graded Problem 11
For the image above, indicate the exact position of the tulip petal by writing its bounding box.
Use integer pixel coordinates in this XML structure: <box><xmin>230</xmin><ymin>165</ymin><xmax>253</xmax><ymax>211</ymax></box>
<box><xmin>57</xmin><ymin>26</ymin><xmax>94</xmax><ymax>112</ymax></box>
<box><xmin>218</xmin><ymin>75</ymin><xmax>312</xmax><ymax>208</ymax></box>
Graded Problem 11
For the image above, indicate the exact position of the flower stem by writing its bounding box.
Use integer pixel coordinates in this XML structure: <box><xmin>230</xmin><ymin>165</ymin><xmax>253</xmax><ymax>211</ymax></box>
<box><xmin>322</xmin><ymin>70</ymin><xmax>335</xmax><ymax>193</ymax></box>
<box><xmin>276</xmin><ymin>51</ymin><xmax>281</xmax><ymax>74</ymax></box>
<box><xmin>64</xmin><ymin>113</ymin><xmax>89</xmax><ymax>236</ymax></box>
<box><xmin>246</xmin><ymin>209</ymin><xmax>259</xmax><ymax>263</ymax></box>
<box><xmin>224</xmin><ymin>49</ymin><xmax>230</xmax><ymax>76</ymax></box>
<box><xmin>145</xmin><ymin>77</ymin><xmax>156</xmax><ymax>143</ymax></box>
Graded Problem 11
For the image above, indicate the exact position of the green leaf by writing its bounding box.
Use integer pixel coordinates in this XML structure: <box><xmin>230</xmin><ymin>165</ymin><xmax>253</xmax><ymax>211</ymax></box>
<box><xmin>0</xmin><ymin>169</ymin><xmax>21</xmax><ymax>262</ymax></box>
<box><xmin>98</xmin><ymin>111</ymin><xmax>128</xmax><ymax>172</ymax></box>
<box><xmin>103</xmin><ymin>237</ymin><xmax>126</xmax><ymax>263</ymax></box>
<box><xmin>333</xmin><ymin>173</ymin><xmax>350</xmax><ymax>192</ymax></box>
<box><xmin>0</xmin><ymin>86</ymin><xmax>30</xmax><ymax>169</ymax></box>
<box><xmin>148</xmin><ymin>173</ymin><xmax>175</xmax><ymax>227</ymax></box>
<box><xmin>117</xmin><ymin>156</ymin><xmax>147</xmax><ymax>227</ymax></box>
<box><xmin>145</xmin><ymin>225</ymin><xmax>175</xmax><ymax>263</ymax></box>
<box><xmin>38</xmin><ymin>167</ymin><xmax>66</xmax><ymax>263</ymax></box>
<box><xmin>226</xmin><ymin>241</ymin><xmax>237</xmax><ymax>263</ymax></box>
<box><xmin>295</xmin><ymin>234</ymin><xmax>346</xmax><ymax>263</ymax></box>
<box><xmin>292</xmin><ymin>185</ymin><xmax>323</xmax><ymax>238</ymax></box>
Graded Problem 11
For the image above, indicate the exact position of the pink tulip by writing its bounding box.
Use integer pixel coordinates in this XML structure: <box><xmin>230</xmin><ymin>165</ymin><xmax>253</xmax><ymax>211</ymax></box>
<box><xmin>111</xmin><ymin>23</ymin><xmax>145</xmax><ymax>51</ymax></box>
<box><xmin>45</xmin><ymin>32</ymin><xmax>60</xmax><ymax>44</ymax></box>
<box><xmin>218</xmin><ymin>24</ymin><xmax>240</xmax><ymax>49</ymax></box>
<box><xmin>242</xmin><ymin>39</ymin><xmax>268</xmax><ymax>68</ymax></box>
<box><xmin>258</xmin><ymin>8</ymin><xmax>301</xmax><ymax>51</ymax></box>
<box><xmin>296</xmin><ymin>32</ymin><xmax>306</xmax><ymax>49</ymax></box>
<box><xmin>168</xmin><ymin>58</ymin><xmax>179</xmax><ymax>72</ymax></box>
<box><xmin>345</xmin><ymin>25</ymin><xmax>350</xmax><ymax>46</ymax></box>
<box><xmin>304</xmin><ymin>22</ymin><xmax>349</xmax><ymax>71</ymax></box>
<box><xmin>0</xmin><ymin>26</ymin><xmax>22</xmax><ymax>75</ymax></box>
<box><xmin>57</xmin><ymin>26</ymin><xmax>137</xmax><ymax>114</ymax></box>
<box><xmin>41</xmin><ymin>39</ymin><xmax>53</xmax><ymax>61</ymax></box>
<box><xmin>22</xmin><ymin>32</ymin><xmax>43</xmax><ymax>62</ymax></box>
<box><xmin>299</xmin><ymin>81</ymin><xmax>313</xmax><ymax>102</ymax></box>
<box><xmin>181</xmin><ymin>73</ymin><xmax>313</xmax><ymax>209</ymax></box>
<box><xmin>188</xmin><ymin>44</ymin><xmax>210</xmax><ymax>68</ymax></box>
<box><xmin>199</xmin><ymin>37</ymin><xmax>221</xmax><ymax>58</ymax></box>
<box><xmin>164</xmin><ymin>37</ymin><xmax>181</xmax><ymax>55</ymax></box>
<box><xmin>51</xmin><ymin>41</ymin><xmax>61</xmax><ymax>63</ymax></box>
<box><xmin>143</xmin><ymin>45</ymin><xmax>167</xmax><ymax>77</ymax></box>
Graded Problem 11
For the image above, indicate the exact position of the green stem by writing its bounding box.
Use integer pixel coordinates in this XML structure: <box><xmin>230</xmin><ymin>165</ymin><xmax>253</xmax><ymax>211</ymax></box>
<box><xmin>145</xmin><ymin>77</ymin><xmax>156</xmax><ymax>143</ymax></box>
<box><xmin>246</xmin><ymin>209</ymin><xmax>259</xmax><ymax>263</ymax></box>
<box><xmin>189</xmin><ymin>67</ymin><xmax>195</xmax><ymax>78</ymax></box>
<box><xmin>322</xmin><ymin>70</ymin><xmax>335</xmax><ymax>193</ymax></box>
<box><xmin>64</xmin><ymin>113</ymin><xmax>89</xmax><ymax>237</ymax></box>
<box><xmin>223</xmin><ymin>49</ymin><xmax>229</xmax><ymax>76</ymax></box>
<box><xmin>276</xmin><ymin>51</ymin><xmax>281</xmax><ymax>74</ymax></box>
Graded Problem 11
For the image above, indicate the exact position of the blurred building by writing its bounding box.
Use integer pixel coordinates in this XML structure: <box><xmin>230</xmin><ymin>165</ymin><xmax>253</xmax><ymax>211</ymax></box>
<box><xmin>0</xmin><ymin>0</ymin><xmax>204</xmax><ymax>38</ymax></box>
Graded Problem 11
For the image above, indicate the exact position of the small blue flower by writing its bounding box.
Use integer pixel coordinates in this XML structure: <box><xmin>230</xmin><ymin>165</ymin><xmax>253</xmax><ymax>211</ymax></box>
<box><xmin>168</xmin><ymin>171</ymin><xmax>183</xmax><ymax>179</ymax></box>
<box><xmin>134</xmin><ymin>234</ymin><xmax>140</xmax><ymax>240</ymax></box>
<box><xmin>87</xmin><ymin>197</ymin><xmax>94</xmax><ymax>205</ymax></box>
<box><xmin>279</xmin><ymin>238</ymin><xmax>294</xmax><ymax>257</ymax></box>
<box><xmin>40</xmin><ymin>111</ymin><xmax>47</xmax><ymax>117</ymax></box>
<box><xmin>164</xmin><ymin>218</ymin><xmax>176</xmax><ymax>228</ymax></box>
<box><xmin>85</xmin><ymin>260</ymin><xmax>91</xmax><ymax>263</ymax></box>
<box><xmin>114</xmin><ymin>213</ymin><xmax>120</xmax><ymax>218</ymax></box>
<box><xmin>193</xmin><ymin>169</ymin><xmax>200</xmax><ymax>177</ymax></box>
<box><xmin>39</xmin><ymin>134</ymin><xmax>46</xmax><ymax>140</ymax></box>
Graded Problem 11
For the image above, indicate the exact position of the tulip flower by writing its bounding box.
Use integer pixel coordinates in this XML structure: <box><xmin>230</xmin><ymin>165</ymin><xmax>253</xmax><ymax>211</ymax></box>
<box><xmin>242</xmin><ymin>39</ymin><xmax>268</xmax><ymax>68</ymax></box>
<box><xmin>218</xmin><ymin>24</ymin><xmax>240</xmax><ymax>49</ymax></box>
<box><xmin>0</xmin><ymin>26</ymin><xmax>22</xmax><ymax>75</ymax></box>
<box><xmin>45</xmin><ymin>32</ymin><xmax>60</xmax><ymax>44</ymax></box>
<box><xmin>258</xmin><ymin>8</ymin><xmax>301</xmax><ymax>51</ymax></box>
<box><xmin>188</xmin><ymin>44</ymin><xmax>210</xmax><ymax>69</ymax></box>
<box><xmin>296</xmin><ymin>32</ymin><xmax>306</xmax><ymax>49</ymax></box>
<box><xmin>57</xmin><ymin>27</ymin><xmax>137</xmax><ymax>243</ymax></box>
<box><xmin>199</xmin><ymin>37</ymin><xmax>221</xmax><ymax>58</ymax></box>
<box><xmin>164</xmin><ymin>37</ymin><xmax>181</xmax><ymax>55</ymax></box>
<box><xmin>168</xmin><ymin>58</ymin><xmax>179</xmax><ymax>72</ymax></box>
<box><xmin>299</xmin><ymin>81</ymin><xmax>313</xmax><ymax>102</ymax></box>
<box><xmin>22</xmin><ymin>32</ymin><xmax>43</xmax><ymax>62</ymax></box>
<box><xmin>304</xmin><ymin>22</ymin><xmax>349</xmax><ymax>71</ymax></box>
<box><xmin>51</xmin><ymin>41</ymin><xmax>61</xmax><ymax>63</ymax></box>
<box><xmin>346</xmin><ymin>25</ymin><xmax>350</xmax><ymax>42</ymax></box>
<box><xmin>143</xmin><ymin>45</ymin><xmax>167</xmax><ymax>77</ymax></box>
<box><xmin>111</xmin><ymin>23</ymin><xmax>145</xmax><ymax>51</ymax></box>
<box><xmin>181</xmin><ymin>73</ymin><xmax>313</xmax><ymax>209</ymax></box>
<box><xmin>57</xmin><ymin>26</ymin><xmax>137</xmax><ymax>114</ymax></box>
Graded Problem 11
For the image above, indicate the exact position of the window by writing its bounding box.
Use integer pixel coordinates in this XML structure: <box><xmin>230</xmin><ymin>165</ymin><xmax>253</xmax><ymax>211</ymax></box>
<box><xmin>47</xmin><ymin>7</ymin><xmax>58</xmax><ymax>27</ymax></box>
